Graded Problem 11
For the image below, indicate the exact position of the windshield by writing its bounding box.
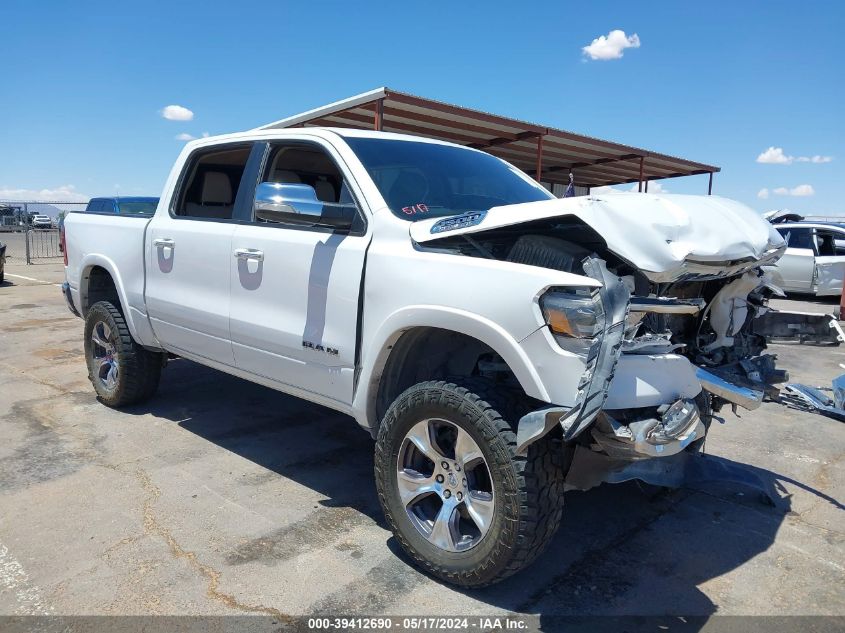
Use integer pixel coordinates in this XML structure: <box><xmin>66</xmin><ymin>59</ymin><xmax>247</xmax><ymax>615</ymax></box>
<box><xmin>118</xmin><ymin>200</ymin><xmax>158</xmax><ymax>215</ymax></box>
<box><xmin>344</xmin><ymin>137</ymin><xmax>553</xmax><ymax>221</ymax></box>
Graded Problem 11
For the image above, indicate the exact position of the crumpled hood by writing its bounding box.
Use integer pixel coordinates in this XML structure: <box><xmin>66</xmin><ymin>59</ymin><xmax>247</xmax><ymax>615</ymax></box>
<box><xmin>410</xmin><ymin>192</ymin><xmax>785</xmax><ymax>281</ymax></box>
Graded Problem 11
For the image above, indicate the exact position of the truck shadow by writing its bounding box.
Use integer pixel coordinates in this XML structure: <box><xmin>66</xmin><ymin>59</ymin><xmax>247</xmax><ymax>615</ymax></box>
<box><xmin>124</xmin><ymin>359</ymin><xmax>839</xmax><ymax>620</ymax></box>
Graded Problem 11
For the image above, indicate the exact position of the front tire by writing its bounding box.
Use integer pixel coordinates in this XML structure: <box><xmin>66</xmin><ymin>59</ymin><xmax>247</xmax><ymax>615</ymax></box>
<box><xmin>374</xmin><ymin>379</ymin><xmax>565</xmax><ymax>587</ymax></box>
<box><xmin>83</xmin><ymin>301</ymin><xmax>163</xmax><ymax>407</ymax></box>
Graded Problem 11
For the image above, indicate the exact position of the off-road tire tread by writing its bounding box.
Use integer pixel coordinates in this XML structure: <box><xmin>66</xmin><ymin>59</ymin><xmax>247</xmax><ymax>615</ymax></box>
<box><xmin>85</xmin><ymin>301</ymin><xmax>162</xmax><ymax>407</ymax></box>
<box><xmin>374</xmin><ymin>378</ymin><xmax>565</xmax><ymax>587</ymax></box>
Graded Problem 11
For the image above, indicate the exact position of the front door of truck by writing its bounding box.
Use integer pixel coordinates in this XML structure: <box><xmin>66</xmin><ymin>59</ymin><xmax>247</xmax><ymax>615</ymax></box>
<box><xmin>145</xmin><ymin>142</ymin><xmax>255</xmax><ymax>366</ymax></box>
<box><xmin>229</xmin><ymin>140</ymin><xmax>369</xmax><ymax>406</ymax></box>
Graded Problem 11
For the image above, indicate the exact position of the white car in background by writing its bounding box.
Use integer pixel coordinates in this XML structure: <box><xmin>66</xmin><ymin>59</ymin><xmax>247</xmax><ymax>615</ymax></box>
<box><xmin>31</xmin><ymin>214</ymin><xmax>54</xmax><ymax>229</ymax></box>
<box><xmin>765</xmin><ymin>222</ymin><xmax>845</xmax><ymax>297</ymax></box>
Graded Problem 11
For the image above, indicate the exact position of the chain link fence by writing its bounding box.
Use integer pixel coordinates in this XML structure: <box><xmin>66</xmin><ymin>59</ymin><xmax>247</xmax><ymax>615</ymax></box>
<box><xmin>0</xmin><ymin>200</ymin><xmax>89</xmax><ymax>263</ymax></box>
<box><xmin>25</xmin><ymin>229</ymin><xmax>62</xmax><ymax>262</ymax></box>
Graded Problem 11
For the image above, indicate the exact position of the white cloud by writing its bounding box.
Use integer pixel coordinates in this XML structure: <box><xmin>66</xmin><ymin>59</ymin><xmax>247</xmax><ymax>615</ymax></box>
<box><xmin>0</xmin><ymin>184</ymin><xmax>88</xmax><ymax>202</ymax></box>
<box><xmin>772</xmin><ymin>184</ymin><xmax>815</xmax><ymax>197</ymax></box>
<box><xmin>175</xmin><ymin>131</ymin><xmax>210</xmax><ymax>142</ymax></box>
<box><xmin>582</xmin><ymin>29</ymin><xmax>640</xmax><ymax>61</ymax></box>
<box><xmin>590</xmin><ymin>185</ymin><xmax>625</xmax><ymax>194</ymax></box>
<box><xmin>757</xmin><ymin>188</ymin><xmax>769</xmax><ymax>199</ymax></box>
<box><xmin>788</xmin><ymin>184</ymin><xmax>815</xmax><ymax>196</ymax></box>
<box><xmin>160</xmin><ymin>104</ymin><xmax>194</xmax><ymax>121</ymax></box>
<box><xmin>796</xmin><ymin>155</ymin><xmax>833</xmax><ymax>164</ymax></box>
<box><xmin>756</xmin><ymin>146</ymin><xmax>833</xmax><ymax>165</ymax></box>
<box><xmin>756</xmin><ymin>147</ymin><xmax>792</xmax><ymax>164</ymax></box>
<box><xmin>629</xmin><ymin>181</ymin><xmax>668</xmax><ymax>193</ymax></box>
<box><xmin>591</xmin><ymin>182</ymin><xmax>667</xmax><ymax>194</ymax></box>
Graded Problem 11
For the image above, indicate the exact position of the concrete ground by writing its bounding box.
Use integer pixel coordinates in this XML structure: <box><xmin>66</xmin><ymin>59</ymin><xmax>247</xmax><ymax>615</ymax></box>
<box><xmin>1</xmin><ymin>230</ymin><xmax>60</xmax><ymax>266</ymax></box>
<box><xmin>0</xmin><ymin>261</ymin><xmax>843</xmax><ymax>623</ymax></box>
<box><xmin>1</xmin><ymin>230</ymin><xmax>28</xmax><ymax>257</ymax></box>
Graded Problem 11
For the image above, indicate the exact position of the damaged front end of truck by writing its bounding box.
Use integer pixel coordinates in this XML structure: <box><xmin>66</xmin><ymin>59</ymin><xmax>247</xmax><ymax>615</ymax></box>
<box><xmin>525</xmin><ymin>257</ymin><xmax>790</xmax><ymax>493</ymax></box>
<box><xmin>413</xmin><ymin>193</ymin><xmax>795</xmax><ymax>492</ymax></box>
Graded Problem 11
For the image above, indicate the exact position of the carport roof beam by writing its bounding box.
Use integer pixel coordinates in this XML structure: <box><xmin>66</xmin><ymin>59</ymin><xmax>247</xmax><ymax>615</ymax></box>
<box><xmin>258</xmin><ymin>87</ymin><xmax>720</xmax><ymax>191</ymax></box>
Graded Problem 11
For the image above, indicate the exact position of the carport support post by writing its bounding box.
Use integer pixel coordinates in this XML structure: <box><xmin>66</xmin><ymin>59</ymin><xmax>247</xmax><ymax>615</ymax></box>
<box><xmin>708</xmin><ymin>172</ymin><xmax>713</xmax><ymax>195</ymax></box>
<box><xmin>638</xmin><ymin>156</ymin><xmax>644</xmax><ymax>192</ymax></box>
<box><xmin>535</xmin><ymin>135</ymin><xmax>543</xmax><ymax>184</ymax></box>
<box><xmin>373</xmin><ymin>98</ymin><xmax>384</xmax><ymax>131</ymax></box>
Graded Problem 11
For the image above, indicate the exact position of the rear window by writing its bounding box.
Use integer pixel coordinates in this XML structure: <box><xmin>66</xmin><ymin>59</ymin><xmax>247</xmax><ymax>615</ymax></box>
<box><xmin>117</xmin><ymin>200</ymin><xmax>158</xmax><ymax>215</ymax></box>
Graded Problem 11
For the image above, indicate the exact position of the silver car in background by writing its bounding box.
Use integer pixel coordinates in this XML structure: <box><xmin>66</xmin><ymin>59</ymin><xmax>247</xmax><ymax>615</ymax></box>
<box><xmin>765</xmin><ymin>222</ymin><xmax>845</xmax><ymax>296</ymax></box>
<box><xmin>31</xmin><ymin>214</ymin><xmax>54</xmax><ymax>229</ymax></box>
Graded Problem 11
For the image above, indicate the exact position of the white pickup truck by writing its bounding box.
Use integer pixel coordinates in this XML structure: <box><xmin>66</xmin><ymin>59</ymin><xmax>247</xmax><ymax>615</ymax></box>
<box><xmin>63</xmin><ymin>127</ymin><xmax>788</xmax><ymax>587</ymax></box>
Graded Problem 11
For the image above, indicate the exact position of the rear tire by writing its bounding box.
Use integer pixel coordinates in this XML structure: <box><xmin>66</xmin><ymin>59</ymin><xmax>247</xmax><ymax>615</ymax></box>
<box><xmin>84</xmin><ymin>301</ymin><xmax>163</xmax><ymax>407</ymax></box>
<box><xmin>374</xmin><ymin>379</ymin><xmax>565</xmax><ymax>587</ymax></box>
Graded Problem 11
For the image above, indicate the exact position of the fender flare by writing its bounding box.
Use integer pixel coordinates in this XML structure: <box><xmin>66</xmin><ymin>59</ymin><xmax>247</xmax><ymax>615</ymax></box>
<box><xmin>351</xmin><ymin>305</ymin><xmax>551</xmax><ymax>430</ymax></box>
<box><xmin>78</xmin><ymin>254</ymin><xmax>144</xmax><ymax>343</ymax></box>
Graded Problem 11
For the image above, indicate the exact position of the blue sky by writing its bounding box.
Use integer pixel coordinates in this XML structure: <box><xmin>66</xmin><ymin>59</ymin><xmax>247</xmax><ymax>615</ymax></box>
<box><xmin>1</xmin><ymin>0</ymin><xmax>842</xmax><ymax>215</ymax></box>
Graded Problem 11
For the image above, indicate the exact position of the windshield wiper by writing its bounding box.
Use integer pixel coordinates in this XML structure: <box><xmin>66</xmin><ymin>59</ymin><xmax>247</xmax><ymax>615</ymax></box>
<box><xmin>462</xmin><ymin>234</ymin><xmax>495</xmax><ymax>259</ymax></box>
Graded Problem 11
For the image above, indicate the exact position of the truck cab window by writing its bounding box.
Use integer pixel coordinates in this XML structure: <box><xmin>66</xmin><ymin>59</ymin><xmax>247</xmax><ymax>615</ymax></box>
<box><xmin>256</xmin><ymin>143</ymin><xmax>363</xmax><ymax>230</ymax></box>
<box><xmin>263</xmin><ymin>145</ymin><xmax>346</xmax><ymax>204</ymax></box>
<box><xmin>175</xmin><ymin>145</ymin><xmax>251</xmax><ymax>220</ymax></box>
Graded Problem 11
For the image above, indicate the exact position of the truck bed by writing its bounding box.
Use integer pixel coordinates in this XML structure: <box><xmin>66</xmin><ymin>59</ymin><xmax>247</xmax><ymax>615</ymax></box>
<box><xmin>64</xmin><ymin>211</ymin><xmax>154</xmax><ymax>345</ymax></box>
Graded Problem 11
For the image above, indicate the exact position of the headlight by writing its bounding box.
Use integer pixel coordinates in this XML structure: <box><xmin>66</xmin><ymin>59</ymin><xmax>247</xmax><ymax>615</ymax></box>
<box><xmin>540</xmin><ymin>287</ymin><xmax>605</xmax><ymax>359</ymax></box>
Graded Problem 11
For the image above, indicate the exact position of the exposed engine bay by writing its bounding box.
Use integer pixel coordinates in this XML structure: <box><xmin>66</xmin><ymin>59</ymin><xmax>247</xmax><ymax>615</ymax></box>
<box><xmin>423</xmin><ymin>216</ymin><xmax>791</xmax><ymax>478</ymax></box>
<box><xmin>427</xmin><ymin>217</ymin><xmax>788</xmax><ymax>399</ymax></box>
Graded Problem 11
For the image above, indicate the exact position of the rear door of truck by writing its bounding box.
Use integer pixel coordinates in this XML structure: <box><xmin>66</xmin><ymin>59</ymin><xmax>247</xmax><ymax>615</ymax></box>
<box><xmin>144</xmin><ymin>142</ymin><xmax>256</xmax><ymax>366</ymax></box>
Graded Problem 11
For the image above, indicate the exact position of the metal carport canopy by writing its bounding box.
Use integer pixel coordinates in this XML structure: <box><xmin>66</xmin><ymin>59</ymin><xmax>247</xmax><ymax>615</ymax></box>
<box><xmin>258</xmin><ymin>87</ymin><xmax>720</xmax><ymax>193</ymax></box>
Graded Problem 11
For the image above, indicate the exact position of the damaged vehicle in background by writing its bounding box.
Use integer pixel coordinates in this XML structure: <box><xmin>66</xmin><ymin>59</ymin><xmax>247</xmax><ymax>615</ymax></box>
<box><xmin>764</xmin><ymin>221</ymin><xmax>845</xmax><ymax>297</ymax></box>
<box><xmin>63</xmin><ymin>130</ymin><xmax>793</xmax><ymax>587</ymax></box>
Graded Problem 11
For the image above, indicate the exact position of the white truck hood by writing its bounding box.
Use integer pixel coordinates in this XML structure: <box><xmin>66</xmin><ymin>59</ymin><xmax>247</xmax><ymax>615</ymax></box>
<box><xmin>410</xmin><ymin>193</ymin><xmax>785</xmax><ymax>282</ymax></box>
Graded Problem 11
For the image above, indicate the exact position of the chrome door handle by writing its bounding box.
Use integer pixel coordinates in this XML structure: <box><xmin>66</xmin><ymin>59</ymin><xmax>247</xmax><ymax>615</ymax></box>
<box><xmin>234</xmin><ymin>248</ymin><xmax>264</xmax><ymax>261</ymax></box>
<box><xmin>153</xmin><ymin>238</ymin><xmax>175</xmax><ymax>248</ymax></box>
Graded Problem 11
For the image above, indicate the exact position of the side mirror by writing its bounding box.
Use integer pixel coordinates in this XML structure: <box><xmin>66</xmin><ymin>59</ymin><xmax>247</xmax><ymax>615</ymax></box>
<box><xmin>253</xmin><ymin>182</ymin><xmax>354</xmax><ymax>230</ymax></box>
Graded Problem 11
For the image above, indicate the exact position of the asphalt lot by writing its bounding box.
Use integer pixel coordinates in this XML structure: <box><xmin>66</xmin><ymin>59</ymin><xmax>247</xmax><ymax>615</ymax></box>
<box><xmin>0</xmin><ymin>261</ymin><xmax>843</xmax><ymax>623</ymax></box>
<box><xmin>1</xmin><ymin>230</ymin><xmax>61</xmax><ymax>266</ymax></box>
<box><xmin>1</xmin><ymin>231</ymin><xmax>29</xmax><ymax>261</ymax></box>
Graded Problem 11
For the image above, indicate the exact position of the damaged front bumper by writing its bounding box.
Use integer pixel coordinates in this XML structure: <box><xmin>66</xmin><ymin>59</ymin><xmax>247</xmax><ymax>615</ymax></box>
<box><xmin>516</xmin><ymin>256</ymin><xmax>630</xmax><ymax>454</ymax></box>
<box><xmin>515</xmin><ymin>257</ymin><xmax>787</xmax><ymax>493</ymax></box>
<box><xmin>696</xmin><ymin>367</ymin><xmax>764</xmax><ymax>410</ymax></box>
<box><xmin>592</xmin><ymin>398</ymin><xmax>704</xmax><ymax>459</ymax></box>
<box><xmin>516</xmin><ymin>256</ymin><xmax>767</xmax><ymax>454</ymax></box>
